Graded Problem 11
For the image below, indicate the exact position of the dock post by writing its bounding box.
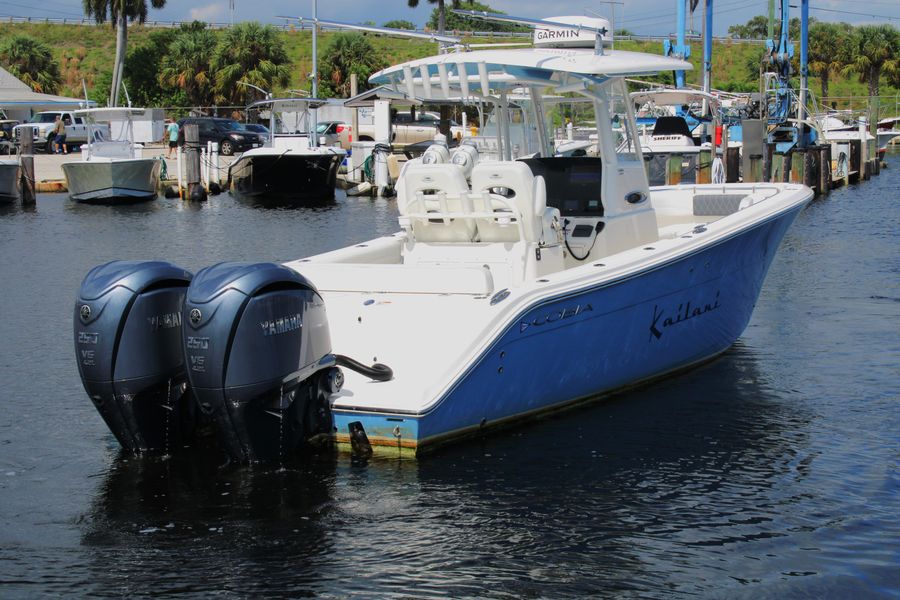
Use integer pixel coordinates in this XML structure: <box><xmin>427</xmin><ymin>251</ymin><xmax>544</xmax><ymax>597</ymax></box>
<box><xmin>666</xmin><ymin>154</ymin><xmax>682</xmax><ymax>185</ymax></box>
<box><xmin>350</xmin><ymin>73</ymin><xmax>359</xmax><ymax>147</ymax></box>
<box><xmin>804</xmin><ymin>148</ymin><xmax>817</xmax><ymax>195</ymax></box>
<box><xmin>859</xmin><ymin>117</ymin><xmax>870</xmax><ymax>181</ymax></box>
<box><xmin>697</xmin><ymin>148</ymin><xmax>711</xmax><ymax>184</ymax></box>
<box><xmin>211</xmin><ymin>142</ymin><xmax>219</xmax><ymax>189</ymax></box>
<box><xmin>789</xmin><ymin>149</ymin><xmax>803</xmax><ymax>184</ymax></box>
<box><xmin>849</xmin><ymin>140</ymin><xmax>861</xmax><ymax>183</ymax></box>
<box><xmin>183</xmin><ymin>124</ymin><xmax>207</xmax><ymax>202</ymax></box>
<box><xmin>176</xmin><ymin>144</ymin><xmax>183</xmax><ymax>197</ymax></box>
<box><xmin>818</xmin><ymin>146</ymin><xmax>831</xmax><ymax>196</ymax></box>
<box><xmin>747</xmin><ymin>154</ymin><xmax>762</xmax><ymax>183</ymax></box>
<box><xmin>781</xmin><ymin>152</ymin><xmax>792</xmax><ymax>183</ymax></box>
<box><xmin>19</xmin><ymin>126</ymin><xmax>35</xmax><ymax>206</ymax></box>
<box><xmin>726</xmin><ymin>147</ymin><xmax>740</xmax><ymax>183</ymax></box>
<box><xmin>762</xmin><ymin>142</ymin><xmax>774</xmax><ymax>182</ymax></box>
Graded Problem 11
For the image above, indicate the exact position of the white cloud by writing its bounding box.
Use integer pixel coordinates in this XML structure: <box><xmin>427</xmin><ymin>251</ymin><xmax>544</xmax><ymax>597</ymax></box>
<box><xmin>189</xmin><ymin>2</ymin><xmax>227</xmax><ymax>23</ymax></box>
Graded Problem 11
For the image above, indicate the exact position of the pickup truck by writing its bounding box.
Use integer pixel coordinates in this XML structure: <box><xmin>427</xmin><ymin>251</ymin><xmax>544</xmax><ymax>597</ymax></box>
<box><xmin>338</xmin><ymin>111</ymin><xmax>466</xmax><ymax>149</ymax></box>
<box><xmin>13</xmin><ymin>111</ymin><xmax>109</xmax><ymax>153</ymax></box>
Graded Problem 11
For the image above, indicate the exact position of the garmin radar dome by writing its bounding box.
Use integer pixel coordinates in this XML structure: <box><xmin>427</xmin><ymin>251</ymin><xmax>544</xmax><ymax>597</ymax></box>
<box><xmin>532</xmin><ymin>16</ymin><xmax>612</xmax><ymax>49</ymax></box>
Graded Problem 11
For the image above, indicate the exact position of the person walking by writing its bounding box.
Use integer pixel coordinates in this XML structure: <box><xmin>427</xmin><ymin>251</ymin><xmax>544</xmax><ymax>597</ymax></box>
<box><xmin>165</xmin><ymin>119</ymin><xmax>179</xmax><ymax>158</ymax></box>
<box><xmin>52</xmin><ymin>115</ymin><xmax>68</xmax><ymax>155</ymax></box>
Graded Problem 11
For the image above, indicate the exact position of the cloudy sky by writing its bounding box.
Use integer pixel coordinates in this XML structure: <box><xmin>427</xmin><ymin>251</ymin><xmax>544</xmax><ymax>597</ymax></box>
<box><xmin>4</xmin><ymin>0</ymin><xmax>898</xmax><ymax>36</ymax></box>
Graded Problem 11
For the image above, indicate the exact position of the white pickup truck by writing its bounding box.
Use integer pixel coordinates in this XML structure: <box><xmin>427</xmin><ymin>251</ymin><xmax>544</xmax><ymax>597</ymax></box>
<box><xmin>13</xmin><ymin>111</ymin><xmax>110</xmax><ymax>153</ymax></box>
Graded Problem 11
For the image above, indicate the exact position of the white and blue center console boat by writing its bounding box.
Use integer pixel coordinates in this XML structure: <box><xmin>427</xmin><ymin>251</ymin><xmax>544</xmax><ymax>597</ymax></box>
<box><xmin>228</xmin><ymin>98</ymin><xmax>346</xmax><ymax>203</ymax></box>
<box><xmin>73</xmin><ymin>15</ymin><xmax>812</xmax><ymax>462</ymax></box>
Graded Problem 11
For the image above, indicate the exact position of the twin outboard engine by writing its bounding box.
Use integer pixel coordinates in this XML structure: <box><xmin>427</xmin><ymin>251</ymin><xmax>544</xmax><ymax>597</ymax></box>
<box><xmin>74</xmin><ymin>261</ymin><xmax>195</xmax><ymax>453</ymax></box>
<box><xmin>182</xmin><ymin>262</ymin><xmax>340</xmax><ymax>463</ymax></box>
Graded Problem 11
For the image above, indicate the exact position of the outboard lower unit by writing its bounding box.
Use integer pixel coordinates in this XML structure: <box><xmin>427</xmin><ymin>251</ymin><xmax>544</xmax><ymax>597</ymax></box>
<box><xmin>182</xmin><ymin>262</ymin><xmax>338</xmax><ymax>463</ymax></box>
<box><xmin>74</xmin><ymin>261</ymin><xmax>195</xmax><ymax>453</ymax></box>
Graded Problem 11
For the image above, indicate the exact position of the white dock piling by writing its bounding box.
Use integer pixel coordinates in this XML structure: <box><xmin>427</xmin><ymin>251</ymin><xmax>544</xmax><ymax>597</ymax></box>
<box><xmin>176</xmin><ymin>145</ymin><xmax>183</xmax><ymax>197</ymax></box>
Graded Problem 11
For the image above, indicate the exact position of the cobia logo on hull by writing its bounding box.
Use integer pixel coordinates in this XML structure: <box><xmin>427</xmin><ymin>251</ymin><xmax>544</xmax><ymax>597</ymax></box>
<box><xmin>649</xmin><ymin>291</ymin><xmax>721</xmax><ymax>341</ymax></box>
<box><xmin>520</xmin><ymin>303</ymin><xmax>593</xmax><ymax>333</ymax></box>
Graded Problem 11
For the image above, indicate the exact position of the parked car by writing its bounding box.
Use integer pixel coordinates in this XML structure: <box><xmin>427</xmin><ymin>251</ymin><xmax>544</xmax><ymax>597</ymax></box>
<box><xmin>316</xmin><ymin>121</ymin><xmax>346</xmax><ymax>147</ymax></box>
<box><xmin>176</xmin><ymin>117</ymin><xmax>265</xmax><ymax>155</ymax></box>
<box><xmin>12</xmin><ymin>111</ymin><xmax>109</xmax><ymax>153</ymax></box>
<box><xmin>0</xmin><ymin>119</ymin><xmax>19</xmax><ymax>154</ymax></box>
<box><xmin>337</xmin><ymin>111</ymin><xmax>465</xmax><ymax>149</ymax></box>
<box><xmin>242</xmin><ymin>123</ymin><xmax>270</xmax><ymax>143</ymax></box>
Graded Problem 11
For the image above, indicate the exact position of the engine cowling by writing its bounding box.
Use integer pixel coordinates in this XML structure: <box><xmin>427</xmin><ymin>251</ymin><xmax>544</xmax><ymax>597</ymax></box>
<box><xmin>182</xmin><ymin>262</ymin><xmax>336</xmax><ymax>463</ymax></box>
<box><xmin>74</xmin><ymin>260</ymin><xmax>195</xmax><ymax>452</ymax></box>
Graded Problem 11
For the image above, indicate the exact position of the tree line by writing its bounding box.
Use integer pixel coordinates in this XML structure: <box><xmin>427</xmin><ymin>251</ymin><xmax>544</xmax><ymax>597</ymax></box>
<box><xmin>729</xmin><ymin>16</ymin><xmax>899</xmax><ymax>99</ymax></box>
<box><xmin>1</xmin><ymin>6</ymin><xmax>896</xmax><ymax>110</ymax></box>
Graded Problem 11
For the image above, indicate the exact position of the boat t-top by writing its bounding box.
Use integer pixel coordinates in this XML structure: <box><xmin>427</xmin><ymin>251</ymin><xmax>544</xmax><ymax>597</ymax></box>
<box><xmin>228</xmin><ymin>98</ymin><xmax>346</xmax><ymax>201</ymax></box>
<box><xmin>73</xmin><ymin>14</ymin><xmax>813</xmax><ymax>461</ymax></box>
<box><xmin>628</xmin><ymin>88</ymin><xmax>724</xmax><ymax>185</ymax></box>
<box><xmin>61</xmin><ymin>107</ymin><xmax>161</xmax><ymax>204</ymax></box>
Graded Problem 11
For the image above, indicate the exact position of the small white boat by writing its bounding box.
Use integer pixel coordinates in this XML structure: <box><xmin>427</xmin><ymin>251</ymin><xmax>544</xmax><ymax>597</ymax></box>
<box><xmin>629</xmin><ymin>89</ymin><xmax>725</xmax><ymax>185</ymax></box>
<box><xmin>74</xmin><ymin>15</ymin><xmax>813</xmax><ymax>461</ymax></box>
<box><xmin>876</xmin><ymin>117</ymin><xmax>900</xmax><ymax>159</ymax></box>
<box><xmin>228</xmin><ymin>98</ymin><xmax>346</xmax><ymax>202</ymax></box>
<box><xmin>61</xmin><ymin>108</ymin><xmax>160</xmax><ymax>204</ymax></box>
<box><xmin>0</xmin><ymin>158</ymin><xmax>19</xmax><ymax>203</ymax></box>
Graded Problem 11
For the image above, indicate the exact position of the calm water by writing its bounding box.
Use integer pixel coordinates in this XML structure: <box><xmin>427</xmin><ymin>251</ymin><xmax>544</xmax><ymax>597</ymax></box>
<box><xmin>0</xmin><ymin>158</ymin><xmax>898</xmax><ymax>598</ymax></box>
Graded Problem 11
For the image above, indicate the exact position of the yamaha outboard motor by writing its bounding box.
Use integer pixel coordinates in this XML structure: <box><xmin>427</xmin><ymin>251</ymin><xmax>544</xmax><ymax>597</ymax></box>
<box><xmin>74</xmin><ymin>261</ymin><xmax>195</xmax><ymax>453</ymax></box>
<box><xmin>183</xmin><ymin>262</ymin><xmax>339</xmax><ymax>463</ymax></box>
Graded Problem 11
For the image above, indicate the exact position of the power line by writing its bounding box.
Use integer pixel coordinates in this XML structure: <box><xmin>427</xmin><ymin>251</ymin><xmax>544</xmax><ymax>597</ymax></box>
<box><xmin>1</xmin><ymin>1</ymin><xmax>84</xmax><ymax>18</ymax></box>
<box><xmin>789</xmin><ymin>5</ymin><xmax>899</xmax><ymax>21</ymax></box>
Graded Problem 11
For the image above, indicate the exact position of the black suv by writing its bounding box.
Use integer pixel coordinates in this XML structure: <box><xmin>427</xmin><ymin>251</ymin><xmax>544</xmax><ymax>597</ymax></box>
<box><xmin>176</xmin><ymin>117</ymin><xmax>264</xmax><ymax>155</ymax></box>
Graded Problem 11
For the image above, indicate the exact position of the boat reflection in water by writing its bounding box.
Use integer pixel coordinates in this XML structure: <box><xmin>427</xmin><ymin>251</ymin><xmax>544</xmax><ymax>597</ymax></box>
<box><xmin>79</xmin><ymin>342</ymin><xmax>808</xmax><ymax>597</ymax></box>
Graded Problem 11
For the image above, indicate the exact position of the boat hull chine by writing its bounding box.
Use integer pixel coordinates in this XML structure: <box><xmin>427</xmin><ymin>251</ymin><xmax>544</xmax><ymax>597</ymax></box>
<box><xmin>63</xmin><ymin>159</ymin><xmax>160</xmax><ymax>204</ymax></box>
<box><xmin>230</xmin><ymin>153</ymin><xmax>343</xmax><ymax>201</ymax></box>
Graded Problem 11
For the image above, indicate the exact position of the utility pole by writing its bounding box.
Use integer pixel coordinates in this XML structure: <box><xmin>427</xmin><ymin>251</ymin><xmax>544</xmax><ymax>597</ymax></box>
<box><xmin>311</xmin><ymin>0</ymin><xmax>319</xmax><ymax>147</ymax></box>
<box><xmin>702</xmin><ymin>0</ymin><xmax>712</xmax><ymax>94</ymax></box>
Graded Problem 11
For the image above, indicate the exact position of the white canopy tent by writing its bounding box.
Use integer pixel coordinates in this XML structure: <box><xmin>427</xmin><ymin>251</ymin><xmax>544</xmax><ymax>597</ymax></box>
<box><xmin>0</xmin><ymin>66</ymin><xmax>93</xmax><ymax>122</ymax></box>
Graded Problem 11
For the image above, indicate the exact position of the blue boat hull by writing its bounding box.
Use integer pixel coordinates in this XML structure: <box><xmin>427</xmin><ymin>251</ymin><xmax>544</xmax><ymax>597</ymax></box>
<box><xmin>334</xmin><ymin>203</ymin><xmax>804</xmax><ymax>454</ymax></box>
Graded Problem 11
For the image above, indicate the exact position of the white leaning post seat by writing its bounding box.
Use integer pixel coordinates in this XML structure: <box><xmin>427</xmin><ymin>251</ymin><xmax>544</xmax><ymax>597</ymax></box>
<box><xmin>396</xmin><ymin>163</ymin><xmax>475</xmax><ymax>242</ymax></box>
<box><xmin>469</xmin><ymin>161</ymin><xmax>559</xmax><ymax>245</ymax></box>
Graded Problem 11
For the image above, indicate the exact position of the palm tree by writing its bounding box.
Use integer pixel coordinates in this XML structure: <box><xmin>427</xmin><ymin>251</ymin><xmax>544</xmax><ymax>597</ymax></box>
<box><xmin>808</xmin><ymin>22</ymin><xmax>848</xmax><ymax>102</ymax></box>
<box><xmin>0</xmin><ymin>35</ymin><xmax>62</xmax><ymax>94</ymax></box>
<box><xmin>317</xmin><ymin>33</ymin><xmax>388</xmax><ymax>98</ymax></box>
<box><xmin>159</xmin><ymin>23</ymin><xmax>216</xmax><ymax>108</ymax></box>
<box><xmin>82</xmin><ymin>0</ymin><xmax>166</xmax><ymax>106</ymax></box>
<box><xmin>211</xmin><ymin>22</ymin><xmax>292</xmax><ymax>107</ymax></box>
<box><xmin>840</xmin><ymin>24</ymin><xmax>900</xmax><ymax>99</ymax></box>
<box><xmin>407</xmin><ymin>0</ymin><xmax>461</xmax><ymax>36</ymax></box>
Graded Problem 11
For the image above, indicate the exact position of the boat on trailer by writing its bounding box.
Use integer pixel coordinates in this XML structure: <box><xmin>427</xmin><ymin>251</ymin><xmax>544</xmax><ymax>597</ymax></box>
<box><xmin>73</xmin><ymin>15</ymin><xmax>812</xmax><ymax>461</ymax></box>
<box><xmin>228</xmin><ymin>98</ymin><xmax>346</xmax><ymax>202</ymax></box>
<box><xmin>61</xmin><ymin>108</ymin><xmax>161</xmax><ymax>204</ymax></box>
